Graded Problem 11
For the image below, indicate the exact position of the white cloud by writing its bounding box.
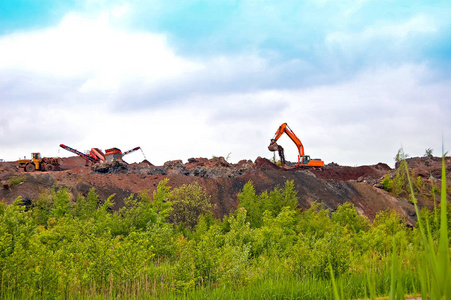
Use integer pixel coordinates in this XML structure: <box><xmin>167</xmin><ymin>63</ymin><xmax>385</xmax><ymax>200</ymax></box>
<box><xmin>0</xmin><ymin>12</ymin><xmax>202</xmax><ymax>94</ymax></box>
<box><xmin>0</xmin><ymin>9</ymin><xmax>449</xmax><ymax>168</ymax></box>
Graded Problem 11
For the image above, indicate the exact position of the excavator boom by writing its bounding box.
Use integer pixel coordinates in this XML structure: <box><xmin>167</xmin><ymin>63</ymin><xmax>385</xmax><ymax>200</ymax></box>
<box><xmin>271</xmin><ymin>123</ymin><xmax>304</xmax><ymax>157</ymax></box>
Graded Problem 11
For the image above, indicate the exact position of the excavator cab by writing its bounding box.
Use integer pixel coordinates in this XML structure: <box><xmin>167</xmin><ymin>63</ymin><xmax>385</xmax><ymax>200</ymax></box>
<box><xmin>301</xmin><ymin>156</ymin><xmax>310</xmax><ymax>165</ymax></box>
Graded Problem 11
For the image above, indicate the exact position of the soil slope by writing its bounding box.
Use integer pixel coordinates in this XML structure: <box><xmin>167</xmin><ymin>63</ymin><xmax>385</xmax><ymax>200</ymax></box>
<box><xmin>1</xmin><ymin>155</ymin><xmax>450</xmax><ymax>226</ymax></box>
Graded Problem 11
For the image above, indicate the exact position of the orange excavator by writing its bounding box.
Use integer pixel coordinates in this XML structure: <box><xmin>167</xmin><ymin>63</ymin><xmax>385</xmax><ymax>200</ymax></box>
<box><xmin>268</xmin><ymin>123</ymin><xmax>324</xmax><ymax>167</ymax></box>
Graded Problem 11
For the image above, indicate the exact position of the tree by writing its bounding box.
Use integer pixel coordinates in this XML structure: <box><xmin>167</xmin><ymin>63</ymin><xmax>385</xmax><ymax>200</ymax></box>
<box><xmin>237</xmin><ymin>181</ymin><xmax>262</xmax><ymax>227</ymax></box>
<box><xmin>168</xmin><ymin>182</ymin><xmax>212</xmax><ymax>229</ymax></box>
<box><xmin>152</xmin><ymin>178</ymin><xmax>172</xmax><ymax>222</ymax></box>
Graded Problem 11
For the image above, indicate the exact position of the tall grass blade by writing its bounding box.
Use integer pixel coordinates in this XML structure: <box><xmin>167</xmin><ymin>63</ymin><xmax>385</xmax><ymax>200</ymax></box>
<box><xmin>329</xmin><ymin>263</ymin><xmax>340</xmax><ymax>300</ymax></box>
<box><xmin>437</xmin><ymin>154</ymin><xmax>450</xmax><ymax>297</ymax></box>
<box><xmin>366</xmin><ymin>269</ymin><xmax>376</xmax><ymax>300</ymax></box>
<box><xmin>405</xmin><ymin>153</ymin><xmax>451</xmax><ymax>299</ymax></box>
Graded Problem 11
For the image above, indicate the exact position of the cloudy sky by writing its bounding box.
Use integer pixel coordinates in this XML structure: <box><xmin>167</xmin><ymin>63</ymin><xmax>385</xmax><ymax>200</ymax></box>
<box><xmin>1</xmin><ymin>0</ymin><xmax>450</xmax><ymax>167</ymax></box>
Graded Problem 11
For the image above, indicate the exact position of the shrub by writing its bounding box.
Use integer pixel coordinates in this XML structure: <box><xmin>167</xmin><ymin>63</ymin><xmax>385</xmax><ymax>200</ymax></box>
<box><xmin>50</xmin><ymin>187</ymin><xmax>72</xmax><ymax>219</ymax></box>
<box><xmin>112</xmin><ymin>192</ymin><xmax>157</xmax><ymax>236</ymax></box>
<box><xmin>391</xmin><ymin>165</ymin><xmax>407</xmax><ymax>196</ymax></box>
<box><xmin>72</xmin><ymin>187</ymin><xmax>98</xmax><ymax>220</ymax></box>
<box><xmin>382</xmin><ymin>173</ymin><xmax>392</xmax><ymax>191</ymax></box>
<box><xmin>168</xmin><ymin>182</ymin><xmax>212</xmax><ymax>229</ymax></box>
<box><xmin>382</xmin><ymin>161</ymin><xmax>410</xmax><ymax>197</ymax></box>
<box><xmin>238</xmin><ymin>180</ymin><xmax>298</xmax><ymax>228</ymax></box>
<box><xmin>237</xmin><ymin>181</ymin><xmax>262</xmax><ymax>227</ymax></box>
<box><xmin>332</xmin><ymin>203</ymin><xmax>369</xmax><ymax>234</ymax></box>
<box><xmin>152</xmin><ymin>178</ymin><xmax>172</xmax><ymax>222</ymax></box>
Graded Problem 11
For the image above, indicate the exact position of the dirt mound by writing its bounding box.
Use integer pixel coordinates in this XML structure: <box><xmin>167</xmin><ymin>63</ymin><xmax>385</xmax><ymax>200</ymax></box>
<box><xmin>401</xmin><ymin>156</ymin><xmax>451</xmax><ymax>180</ymax></box>
<box><xmin>59</xmin><ymin>156</ymin><xmax>88</xmax><ymax>169</ymax></box>
<box><xmin>0</xmin><ymin>162</ymin><xmax>19</xmax><ymax>173</ymax></box>
<box><xmin>1</xmin><ymin>156</ymin><xmax>449</xmax><ymax>226</ymax></box>
<box><xmin>255</xmin><ymin>157</ymin><xmax>281</xmax><ymax>170</ymax></box>
<box><xmin>310</xmin><ymin>163</ymin><xmax>391</xmax><ymax>182</ymax></box>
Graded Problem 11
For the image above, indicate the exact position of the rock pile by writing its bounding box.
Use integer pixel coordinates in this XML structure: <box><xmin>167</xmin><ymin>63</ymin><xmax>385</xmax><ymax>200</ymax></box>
<box><xmin>92</xmin><ymin>160</ymin><xmax>129</xmax><ymax>174</ymax></box>
<box><xmin>127</xmin><ymin>157</ymin><xmax>254</xmax><ymax>178</ymax></box>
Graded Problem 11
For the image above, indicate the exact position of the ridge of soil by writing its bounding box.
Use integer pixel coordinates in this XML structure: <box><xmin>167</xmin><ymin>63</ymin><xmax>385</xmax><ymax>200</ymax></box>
<box><xmin>1</xmin><ymin>155</ymin><xmax>450</xmax><ymax>226</ymax></box>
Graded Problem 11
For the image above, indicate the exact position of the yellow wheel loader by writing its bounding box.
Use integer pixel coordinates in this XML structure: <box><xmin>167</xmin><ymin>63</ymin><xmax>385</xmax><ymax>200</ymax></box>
<box><xmin>18</xmin><ymin>153</ymin><xmax>60</xmax><ymax>172</ymax></box>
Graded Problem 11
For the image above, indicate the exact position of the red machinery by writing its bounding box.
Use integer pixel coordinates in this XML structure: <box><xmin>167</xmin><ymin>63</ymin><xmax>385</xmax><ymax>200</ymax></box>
<box><xmin>59</xmin><ymin>144</ymin><xmax>105</xmax><ymax>164</ymax></box>
<box><xmin>123</xmin><ymin>147</ymin><xmax>141</xmax><ymax>156</ymax></box>
<box><xmin>104</xmin><ymin>147</ymin><xmax>141</xmax><ymax>162</ymax></box>
<box><xmin>60</xmin><ymin>144</ymin><xmax>142</xmax><ymax>164</ymax></box>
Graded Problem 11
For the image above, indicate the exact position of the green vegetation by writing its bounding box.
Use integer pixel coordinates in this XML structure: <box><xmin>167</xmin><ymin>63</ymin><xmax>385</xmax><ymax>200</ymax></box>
<box><xmin>0</xmin><ymin>160</ymin><xmax>449</xmax><ymax>299</ymax></box>
<box><xmin>8</xmin><ymin>175</ymin><xmax>26</xmax><ymax>187</ymax></box>
<box><xmin>382</xmin><ymin>160</ymin><xmax>411</xmax><ymax>196</ymax></box>
<box><xmin>405</xmin><ymin>154</ymin><xmax>451</xmax><ymax>299</ymax></box>
<box><xmin>424</xmin><ymin>148</ymin><xmax>433</xmax><ymax>158</ymax></box>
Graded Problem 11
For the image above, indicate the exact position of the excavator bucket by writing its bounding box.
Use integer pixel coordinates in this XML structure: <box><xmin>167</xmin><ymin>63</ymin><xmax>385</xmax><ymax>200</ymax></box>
<box><xmin>268</xmin><ymin>140</ymin><xmax>279</xmax><ymax>152</ymax></box>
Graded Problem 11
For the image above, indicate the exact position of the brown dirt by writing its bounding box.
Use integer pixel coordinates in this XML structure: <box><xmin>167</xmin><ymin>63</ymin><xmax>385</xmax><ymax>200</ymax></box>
<box><xmin>1</xmin><ymin>155</ymin><xmax>449</xmax><ymax>226</ymax></box>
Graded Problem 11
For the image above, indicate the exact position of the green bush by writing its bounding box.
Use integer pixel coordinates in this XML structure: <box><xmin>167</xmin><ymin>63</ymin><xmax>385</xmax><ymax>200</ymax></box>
<box><xmin>332</xmin><ymin>202</ymin><xmax>369</xmax><ymax>234</ymax></box>
<box><xmin>238</xmin><ymin>180</ymin><xmax>298</xmax><ymax>228</ymax></box>
<box><xmin>382</xmin><ymin>160</ymin><xmax>412</xmax><ymax>197</ymax></box>
<box><xmin>168</xmin><ymin>182</ymin><xmax>212</xmax><ymax>229</ymax></box>
<box><xmin>382</xmin><ymin>173</ymin><xmax>392</xmax><ymax>191</ymax></box>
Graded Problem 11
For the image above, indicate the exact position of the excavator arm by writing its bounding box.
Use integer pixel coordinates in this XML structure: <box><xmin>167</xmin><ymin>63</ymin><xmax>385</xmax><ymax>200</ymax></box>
<box><xmin>269</xmin><ymin>123</ymin><xmax>305</xmax><ymax>165</ymax></box>
<box><xmin>270</xmin><ymin>123</ymin><xmax>305</xmax><ymax>158</ymax></box>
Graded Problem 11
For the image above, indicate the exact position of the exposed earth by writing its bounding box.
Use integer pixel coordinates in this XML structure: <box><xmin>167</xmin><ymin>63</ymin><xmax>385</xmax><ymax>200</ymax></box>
<box><xmin>1</xmin><ymin>155</ymin><xmax>450</xmax><ymax>226</ymax></box>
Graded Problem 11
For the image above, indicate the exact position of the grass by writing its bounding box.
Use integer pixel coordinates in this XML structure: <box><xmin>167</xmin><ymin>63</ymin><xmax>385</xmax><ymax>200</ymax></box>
<box><xmin>329</xmin><ymin>153</ymin><xmax>450</xmax><ymax>300</ymax></box>
<box><xmin>405</xmin><ymin>154</ymin><xmax>451</xmax><ymax>299</ymax></box>
<box><xmin>8</xmin><ymin>175</ymin><xmax>26</xmax><ymax>187</ymax></box>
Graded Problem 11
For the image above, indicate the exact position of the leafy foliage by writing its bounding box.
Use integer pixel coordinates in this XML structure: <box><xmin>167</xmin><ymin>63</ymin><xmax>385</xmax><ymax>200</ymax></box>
<box><xmin>0</xmin><ymin>171</ymin><xmax>448</xmax><ymax>299</ymax></box>
<box><xmin>382</xmin><ymin>160</ymin><xmax>411</xmax><ymax>196</ymax></box>
<box><xmin>168</xmin><ymin>182</ymin><xmax>212</xmax><ymax>229</ymax></box>
<box><xmin>238</xmin><ymin>180</ymin><xmax>297</xmax><ymax>228</ymax></box>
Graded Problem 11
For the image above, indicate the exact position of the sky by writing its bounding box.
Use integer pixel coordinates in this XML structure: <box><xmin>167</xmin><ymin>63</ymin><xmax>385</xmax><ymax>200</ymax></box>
<box><xmin>0</xmin><ymin>0</ymin><xmax>450</xmax><ymax>167</ymax></box>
